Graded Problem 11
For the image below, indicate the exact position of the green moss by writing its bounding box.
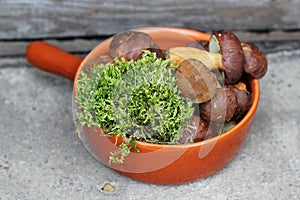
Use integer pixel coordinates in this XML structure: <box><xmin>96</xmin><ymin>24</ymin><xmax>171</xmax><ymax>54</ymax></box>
<box><xmin>75</xmin><ymin>51</ymin><xmax>194</xmax><ymax>164</ymax></box>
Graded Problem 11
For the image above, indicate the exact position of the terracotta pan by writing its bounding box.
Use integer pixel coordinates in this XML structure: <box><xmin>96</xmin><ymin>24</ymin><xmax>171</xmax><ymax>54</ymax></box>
<box><xmin>26</xmin><ymin>27</ymin><xmax>260</xmax><ymax>184</ymax></box>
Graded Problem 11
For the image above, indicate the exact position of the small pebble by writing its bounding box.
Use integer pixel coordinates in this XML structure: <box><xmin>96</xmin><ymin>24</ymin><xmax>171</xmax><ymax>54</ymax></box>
<box><xmin>101</xmin><ymin>182</ymin><xmax>116</xmax><ymax>193</ymax></box>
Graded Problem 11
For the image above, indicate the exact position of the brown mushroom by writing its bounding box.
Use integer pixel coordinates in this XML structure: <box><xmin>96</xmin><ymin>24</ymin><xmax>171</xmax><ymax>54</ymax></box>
<box><xmin>167</xmin><ymin>46</ymin><xmax>226</xmax><ymax>87</ymax></box>
<box><xmin>147</xmin><ymin>46</ymin><xmax>166</xmax><ymax>60</ymax></box>
<box><xmin>175</xmin><ymin>59</ymin><xmax>218</xmax><ymax>103</ymax></box>
<box><xmin>200</xmin><ymin>87</ymin><xmax>237</xmax><ymax>123</ymax></box>
<box><xmin>231</xmin><ymin>82</ymin><xmax>251</xmax><ymax>120</ymax></box>
<box><xmin>82</xmin><ymin>55</ymin><xmax>113</xmax><ymax>72</ymax></box>
<box><xmin>241</xmin><ymin>42</ymin><xmax>268</xmax><ymax>79</ymax></box>
<box><xmin>178</xmin><ymin>115</ymin><xmax>213</xmax><ymax>143</ymax></box>
<box><xmin>109</xmin><ymin>31</ymin><xmax>158</xmax><ymax>61</ymax></box>
<box><xmin>209</xmin><ymin>30</ymin><xmax>245</xmax><ymax>84</ymax></box>
<box><xmin>167</xmin><ymin>30</ymin><xmax>244</xmax><ymax>84</ymax></box>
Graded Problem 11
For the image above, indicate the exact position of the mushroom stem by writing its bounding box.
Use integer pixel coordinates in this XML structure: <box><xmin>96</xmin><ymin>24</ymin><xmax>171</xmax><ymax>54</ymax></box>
<box><xmin>167</xmin><ymin>47</ymin><xmax>223</xmax><ymax>71</ymax></box>
<box><xmin>211</xmin><ymin>53</ymin><xmax>222</xmax><ymax>70</ymax></box>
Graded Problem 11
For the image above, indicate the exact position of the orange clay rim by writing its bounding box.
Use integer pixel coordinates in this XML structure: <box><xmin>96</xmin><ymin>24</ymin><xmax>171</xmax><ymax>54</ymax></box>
<box><xmin>73</xmin><ymin>27</ymin><xmax>260</xmax><ymax>149</ymax></box>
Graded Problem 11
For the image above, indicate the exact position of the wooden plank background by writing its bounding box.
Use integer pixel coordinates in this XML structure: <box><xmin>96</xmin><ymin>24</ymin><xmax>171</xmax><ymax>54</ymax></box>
<box><xmin>2</xmin><ymin>0</ymin><xmax>300</xmax><ymax>39</ymax></box>
<box><xmin>1</xmin><ymin>0</ymin><xmax>300</xmax><ymax>57</ymax></box>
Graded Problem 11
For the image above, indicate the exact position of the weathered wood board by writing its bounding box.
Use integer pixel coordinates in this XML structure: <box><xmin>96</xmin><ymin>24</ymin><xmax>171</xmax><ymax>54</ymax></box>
<box><xmin>1</xmin><ymin>31</ymin><xmax>300</xmax><ymax>58</ymax></box>
<box><xmin>1</xmin><ymin>0</ymin><xmax>300</xmax><ymax>40</ymax></box>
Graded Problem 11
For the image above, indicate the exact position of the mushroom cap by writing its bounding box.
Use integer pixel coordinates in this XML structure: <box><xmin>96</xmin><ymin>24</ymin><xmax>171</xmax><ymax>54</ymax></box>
<box><xmin>242</xmin><ymin>42</ymin><xmax>268</xmax><ymax>79</ymax></box>
<box><xmin>200</xmin><ymin>87</ymin><xmax>237</xmax><ymax>122</ymax></box>
<box><xmin>109</xmin><ymin>31</ymin><xmax>156</xmax><ymax>61</ymax></box>
<box><xmin>175</xmin><ymin>59</ymin><xmax>218</xmax><ymax>103</ymax></box>
<box><xmin>232</xmin><ymin>85</ymin><xmax>251</xmax><ymax>121</ymax></box>
<box><xmin>82</xmin><ymin>55</ymin><xmax>113</xmax><ymax>72</ymax></box>
<box><xmin>209</xmin><ymin>30</ymin><xmax>244</xmax><ymax>84</ymax></box>
<box><xmin>178</xmin><ymin>115</ymin><xmax>207</xmax><ymax>143</ymax></box>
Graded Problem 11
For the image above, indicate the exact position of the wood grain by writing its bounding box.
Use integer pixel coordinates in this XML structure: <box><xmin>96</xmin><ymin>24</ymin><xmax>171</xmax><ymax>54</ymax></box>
<box><xmin>1</xmin><ymin>0</ymin><xmax>300</xmax><ymax>40</ymax></box>
<box><xmin>2</xmin><ymin>35</ymin><xmax>300</xmax><ymax>59</ymax></box>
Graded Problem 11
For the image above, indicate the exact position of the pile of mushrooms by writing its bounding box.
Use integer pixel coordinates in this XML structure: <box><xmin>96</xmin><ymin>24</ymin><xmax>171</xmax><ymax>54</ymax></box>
<box><xmin>167</xmin><ymin>30</ymin><xmax>267</xmax><ymax>143</ymax></box>
<box><xmin>91</xmin><ymin>29</ymin><xmax>268</xmax><ymax>144</ymax></box>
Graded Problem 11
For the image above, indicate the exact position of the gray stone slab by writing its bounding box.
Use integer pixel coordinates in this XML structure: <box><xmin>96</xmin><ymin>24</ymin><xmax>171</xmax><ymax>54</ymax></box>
<box><xmin>0</xmin><ymin>50</ymin><xmax>299</xmax><ymax>199</ymax></box>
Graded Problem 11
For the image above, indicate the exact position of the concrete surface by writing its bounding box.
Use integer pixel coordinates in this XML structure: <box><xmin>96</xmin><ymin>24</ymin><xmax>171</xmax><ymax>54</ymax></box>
<box><xmin>0</xmin><ymin>50</ymin><xmax>299</xmax><ymax>199</ymax></box>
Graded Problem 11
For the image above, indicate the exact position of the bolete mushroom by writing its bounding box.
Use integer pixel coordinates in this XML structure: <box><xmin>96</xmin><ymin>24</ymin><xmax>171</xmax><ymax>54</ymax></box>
<box><xmin>200</xmin><ymin>87</ymin><xmax>237</xmax><ymax>123</ymax></box>
<box><xmin>178</xmin><ymin>115</ymin><xmax>208</xmax><ymax>143</ymax></box>
<box><xmin>231</xmin><ymin>82</ymin><xmax>251</xmax><ymax>120</ymax></box>
<box><xmin>109</xmin><ymin>31</ymin><xmax>158</xmax><ymax>61</ymax></box>
<box><xmin>175</xmin><ymin>59</ymin><xmax>218</xmax><ymax>103</ymax></box>
<box><xmin>241</xmin><ymin>42</ymin><xmax>268</xmax><ymax>79</ymax></box>
<box><xmin>167</xmin><ymin>30</ymin><xmax>244</xmax><ymax>85</ymax></box>
<box><xmin>209</xmin><ymin>30</ymin><xmax>245</xmax><ymax>84</ymax></box>
<box><xmin>82</xmin><ymin>55</ymin><xmax>113</xmax><ymax>72</ymax></box>
<box><xmin>178</xmin><ymin>115</ymin><xmax>218</xmax><ymax>143</ymax></box>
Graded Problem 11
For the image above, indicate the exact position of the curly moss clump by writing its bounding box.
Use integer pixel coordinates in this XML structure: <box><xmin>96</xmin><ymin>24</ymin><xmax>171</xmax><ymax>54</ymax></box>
<box><xmin>76</xmin><ymin>51</ymin><xmax>194</xmax><ymax>164</ymax></box>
